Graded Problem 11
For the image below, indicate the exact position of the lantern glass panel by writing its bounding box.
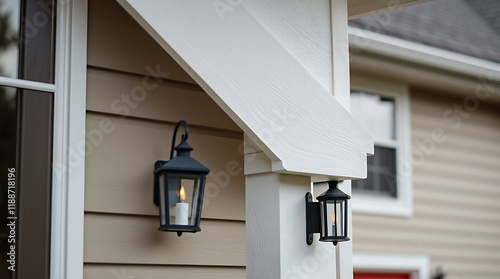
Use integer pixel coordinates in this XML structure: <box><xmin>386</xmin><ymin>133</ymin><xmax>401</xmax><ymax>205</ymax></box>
<box><xmin>166</xmin><ymin>173</ymin><xmax>202</xmax><ymax>227</ymax></box>
<box><xmin>326</xmin><ymin>200</ymin><xmax>345</xmax><ymax>237</ymax></box>
<box><xmin>159</xmin><ymin>173</ymin><xmax>167</xmax><ymax>225</ymax></box>
<box><xmin>320</xmin><ymin>200</ymin><xmax>346</xmax><ymax>238</ymax></box>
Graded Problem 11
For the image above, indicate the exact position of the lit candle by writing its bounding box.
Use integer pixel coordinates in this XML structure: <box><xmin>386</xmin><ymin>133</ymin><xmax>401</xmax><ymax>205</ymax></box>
<box><xmin>175</xmin><ymin>186</ymin><xmax>189</xmax><ymax>225</ymax></box>
<box><xmin>331</xmin><ymin>213</ymin><xmax>336</xmax><ymax>236</ymax></box>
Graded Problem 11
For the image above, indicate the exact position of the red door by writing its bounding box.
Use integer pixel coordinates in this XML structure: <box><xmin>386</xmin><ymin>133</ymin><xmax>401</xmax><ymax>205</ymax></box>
<box><xmin>354</xmin><ymin>273</ymin><xmax>410</xmax><ymax>279</ymax></box>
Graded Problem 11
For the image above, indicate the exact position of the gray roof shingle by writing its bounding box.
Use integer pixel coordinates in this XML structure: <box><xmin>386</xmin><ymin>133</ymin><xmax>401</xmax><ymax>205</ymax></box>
<box><xmin>349</xmin><ymin>0</ymin><xmax>500</xmax><ymax>63</ymax></box>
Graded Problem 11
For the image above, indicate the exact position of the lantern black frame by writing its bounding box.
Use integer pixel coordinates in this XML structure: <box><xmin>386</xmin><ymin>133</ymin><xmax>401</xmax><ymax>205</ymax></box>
<box><xmin>305</xmin><ymin>181</ymin><xmax>350</xmax><ymax>246</ymax></box>
<box><xmin>153</xmin><ymin>120</ymin><xmax>210</xmax><ymax>236</ymax></box>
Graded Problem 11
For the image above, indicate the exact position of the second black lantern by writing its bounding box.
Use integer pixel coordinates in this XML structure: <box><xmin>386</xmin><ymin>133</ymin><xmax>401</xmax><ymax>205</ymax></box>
<box><xmin>305</xmin><ymin>181</ymin><xmax>350</xmax><ymax>246</ymax></box>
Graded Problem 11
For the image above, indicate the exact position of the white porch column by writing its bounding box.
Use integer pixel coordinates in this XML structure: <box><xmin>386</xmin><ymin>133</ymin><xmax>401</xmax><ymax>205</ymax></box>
<box><xmin>330</xmin><ymin>0</ymin><xmax>354</xmax><ymax>278</ymax></box>
<box><xmin>245</xmin><ymin>137</ymin><xmax>336</xmax><ymax>279</ymax></box>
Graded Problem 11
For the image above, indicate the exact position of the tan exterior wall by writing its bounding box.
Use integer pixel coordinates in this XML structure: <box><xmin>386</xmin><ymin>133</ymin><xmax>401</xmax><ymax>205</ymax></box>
<box><xmin>84</xmin><ymin>0</ymin><xmax>245</xmax><ymax>277</ymax></box>
<box><xmin>353</xmin><ymin>87</ymin><xmax>500</xmax><ymax>279</ymax></box>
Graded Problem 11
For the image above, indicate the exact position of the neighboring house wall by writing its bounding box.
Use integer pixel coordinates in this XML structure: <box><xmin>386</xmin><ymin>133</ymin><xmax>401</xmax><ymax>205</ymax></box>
<box><xmin>352</xmin><ymin>86</ymin><xmax>500</xmax><ymax>278</ymax></box>
<box><xmin>83</xmin><ymin>0</ymin><xmax>246</xmax><ymax>278</ymax></box>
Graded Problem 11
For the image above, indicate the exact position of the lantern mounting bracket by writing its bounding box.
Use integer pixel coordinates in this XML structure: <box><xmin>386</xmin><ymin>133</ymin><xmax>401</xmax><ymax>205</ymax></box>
<box><xmin>170</xmin><ymin>120</ymin><xmax>189</xmax><ymax>160</ymax></box>
<box><xmin>305</xmin><ymin>192</ymin><xmax>321</xmax><ymax>245</ymax></box>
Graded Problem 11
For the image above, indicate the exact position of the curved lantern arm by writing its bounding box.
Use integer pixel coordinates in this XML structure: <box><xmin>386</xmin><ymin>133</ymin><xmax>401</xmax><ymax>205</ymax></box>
<box><xmin>170</xmin><ymin>120</ymin><xmax>189</xmax><ymax>160</ymax></box>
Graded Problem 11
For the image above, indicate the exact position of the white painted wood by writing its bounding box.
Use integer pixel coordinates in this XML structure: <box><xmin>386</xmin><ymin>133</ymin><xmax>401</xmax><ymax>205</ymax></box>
<box><xmin>331</xmin><ymin>0</ymin><xmax>351</xmax><ymax>110</ymax></box>
<box><xmin>51</xmin><ymin>0</ymin><xmax>88</xmax><ymax>278</ymax></box>
<box><xmin>245</xmin><ymin>152</ymin><xmax>335</xmax><ymax>279</ymax></box>
<box><xmin>335</xmin><ymin>180</ymin><xmax>353</xmax><ymax>279</ymax></box>
<box><xmin>330</xmin><ymin>1</ymin><xmax>354</xmax><ymax>278</ymax></box>
<box><xmin>117</xmin><ymin>0</ymin><xmax>373</xmax><ymax>179</ymax></box>
<box><xmin>0</xmin><ymin>76</ymin><xmax>56</xmax><ymax>92</ymax></box>
<box><xmin>353</xmin><ymin>253</ymin><xmax>430</xmax><ymax>279</ymax></box>
<box><xmin>244</xmin><ymin>0</ymin><xmax>332</xmax><ymax>92</ymax></box>
<box><xmin>350</xmin><ymin>74</ymin><xmax>413</xmax><ymax>217</ymax></box>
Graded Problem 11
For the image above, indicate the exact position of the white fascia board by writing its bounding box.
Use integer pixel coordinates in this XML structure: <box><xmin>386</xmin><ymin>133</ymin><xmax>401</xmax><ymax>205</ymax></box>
<box><xmin>349</xmin><ymin>27</ymin><xmax>500</xmax><ymax>83</ymax></box>
<box><xmin>118</xmin><ymin>0</ymin><xmax>373</xmax><ymax>179</ymax></box>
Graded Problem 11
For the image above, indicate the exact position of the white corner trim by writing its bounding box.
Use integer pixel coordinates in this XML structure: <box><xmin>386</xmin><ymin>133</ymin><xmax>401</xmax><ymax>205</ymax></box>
<box><xmin>354</xmin><ymin>252</ymin><xmax>430</xmax><ymax>279</ymax></box>
<box><xmin>51</xmin><ymin>0</ymin><xmax>88</xmax><ymax>279</ymax></box>
<box><xmin>350</xmin><ymin>75</ymin><xmax>413</xmax><ymax>218</ymax></box>
<box><xmin>0</xmin><ymin>76</ymin><xmax>56</xmax><ymax>92</ymax></box>
<box><xmin>349</xmin><ymin>26</ymin><xmax>500</xmax><ymax>82</ymax></box>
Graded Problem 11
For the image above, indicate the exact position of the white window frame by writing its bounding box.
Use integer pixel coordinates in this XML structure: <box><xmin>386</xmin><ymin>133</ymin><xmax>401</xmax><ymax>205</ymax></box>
<box><xmin>0</xmin><ymin>1</ymin><xmax>87</xmax><ymax>278</ymax></box>
<box><xmin>350</xmin><ymin>74</ymin><xmax>412</xmax><ymax>217</ymax></box>
<box><xmin>52</xmin><ymin>0</ymin><xmax>88</xmax><ymax>279</ymax></box>
<box><xmin>353</xmin><ymin>252</ymin><xmax>430</xmax><ymax>279</ymax></box>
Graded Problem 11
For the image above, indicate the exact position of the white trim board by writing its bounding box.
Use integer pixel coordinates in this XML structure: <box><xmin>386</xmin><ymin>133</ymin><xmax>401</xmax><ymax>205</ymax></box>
<box><xmin>353</xmin><ymin>253</ymin><xmax>430</xmax><ymax>279</ymax></box>
<box><xmin>349</xmin><ymin>27</ymin><xmax>500</xmax><ymax>83</ymax></box>
<box><xmin>51</xmin><ymin>0</ymin><xmax>88</xmax><ymax>278</ymax></box>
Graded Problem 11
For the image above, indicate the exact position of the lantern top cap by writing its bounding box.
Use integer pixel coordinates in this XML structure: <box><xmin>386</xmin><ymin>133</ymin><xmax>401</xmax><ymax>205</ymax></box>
<box><xmin>315</xmin><ymin>181</ymin><xmax>350</xmax><ymax>201</ymax></box>
<box><xmin>154</xmin><ymin>139</ymin><xmax>210</xmax><ymax>174</ymax></box>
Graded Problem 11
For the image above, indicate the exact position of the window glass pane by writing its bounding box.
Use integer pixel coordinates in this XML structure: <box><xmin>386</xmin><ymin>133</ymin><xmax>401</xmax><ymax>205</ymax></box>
<box><xmin>352</xmin><ymin>146</ymin><xmax>397</xmax><ymax>197</ymax></box>
<box><xmin>0</xmin><ymin>86</ymin><xmax>17</xmax><ymax>279</ymax></box>
<box><xmin>0</xmin><ymin>1</ymin><xmax>21</xmax><ymax>79</ymax></box>
<box><xmin>351</xmin><ymin>92</ymin><xmax>396</xmax><ymax>140</ymax></box>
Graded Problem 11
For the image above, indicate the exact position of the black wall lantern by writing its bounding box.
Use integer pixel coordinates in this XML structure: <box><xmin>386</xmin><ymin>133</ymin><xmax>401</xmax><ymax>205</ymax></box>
<box><xmin>305</xmin><ymin>181</ymin><xmax>350</xmax><ymax>246</ymax></box>
<box><xmin>154</xmin><ymin>120</ymin><xmax>210</xmax><ymax>236</ymax></box>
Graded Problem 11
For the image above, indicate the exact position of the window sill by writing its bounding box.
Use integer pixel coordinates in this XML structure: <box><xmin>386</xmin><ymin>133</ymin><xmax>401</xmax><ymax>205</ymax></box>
<box><xmin>352</xmin><ymin>193</ymin><xmax>413</xmax><ymax>217</ymax></box>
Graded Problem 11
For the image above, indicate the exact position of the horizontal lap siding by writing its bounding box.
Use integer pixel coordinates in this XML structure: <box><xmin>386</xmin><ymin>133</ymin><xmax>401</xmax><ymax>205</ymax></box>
<box><xmin>353</xmin><ymin>88</ymin><xmax>500</xmax><ymax>278</ymax></box>
<box><xmin>84</xmin><ymin>265</ymin><xmax>246</xmax><ymax>279</ymax></box>
<box><xmin>85</xmin><ymin>0</ymin><xmax>245</xmax><ymax>277</ymax></box>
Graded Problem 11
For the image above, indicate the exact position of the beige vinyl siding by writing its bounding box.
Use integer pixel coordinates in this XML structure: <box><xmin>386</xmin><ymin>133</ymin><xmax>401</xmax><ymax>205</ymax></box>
<box><xmin>84</xmin><ymin>0</ymin><xmax>245</xmax><ymax>277</ymax></box>
<box><xmin>353</xmin><ymin>88</ymin><xmax>500</xmax><ymax>279</ymax></box>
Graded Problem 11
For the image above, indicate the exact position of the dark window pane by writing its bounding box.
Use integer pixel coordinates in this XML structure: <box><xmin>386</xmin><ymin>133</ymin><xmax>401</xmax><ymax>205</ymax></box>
<box><xmin>0</xmin><ymin>1</ymin><xmax>21</xmax><ymax>79</ymax></box>
<box><xmin>352</xmin><ymin>146</ymin><xmax>397</xmax><ymax>197</ymax></box>
<box><xmin>17</xmin><ymin>89</ymin><xmax>53</xmax><ymax>279</ymax></box>
<box><xmin>0</xmin><ymin>86</ymin><xmax>18</xmax><ymax>279</ymax></box>
<box><xmin>0</xmin><ymin>87</ymin><xmax>53</xmax><ymax>279</ymax></box>
<box><xmin>19</xmin><ymin>0</ymin><xmax>56</xmax><ymax>83</ymax></box>
<box><xmin>351</xmin><ymin>92</ymin><xmax>396</xmax><ymax>140</ymax></box>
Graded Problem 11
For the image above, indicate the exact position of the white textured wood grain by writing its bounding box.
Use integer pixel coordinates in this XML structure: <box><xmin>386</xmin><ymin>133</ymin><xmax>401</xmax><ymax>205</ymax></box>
<box><xmin>331</xmin><ymin>0</ymin><xmax>351</xmax><ymax>110</ymax></box>
<box><xmin>244</xmin><ymin>0</ymin><xmax>332</xmax><ymax>92</ymax></box>
<box><xmin>117</xmin><ymin>0</ymin><xmax>373</xmax><ymax>179</ymax></box>
<box><xmin>84</xmin><ymin>265</ymin><xmax>246</xmax><ymax>279</ymax></box>
<box><xmin>84</xmin><ymin>213</ymin><xmax>245</xmax><ymax>266</ymax></box>
<box><xmin>246</xmin><ymin>152</ymin><xmax>335</xmax><ymax>279</ymax></box>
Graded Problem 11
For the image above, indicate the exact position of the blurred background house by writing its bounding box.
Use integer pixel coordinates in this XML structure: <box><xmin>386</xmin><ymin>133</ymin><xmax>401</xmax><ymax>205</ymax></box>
<box><xmin>347</xmin><ymin>0</ymin><xmax>500</xmax><ymax>278</ymax></box>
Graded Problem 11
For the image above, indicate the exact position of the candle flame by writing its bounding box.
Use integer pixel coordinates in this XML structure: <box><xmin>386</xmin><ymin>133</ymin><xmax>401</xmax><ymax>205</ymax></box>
<box><xmin>331</xmin><ymin>213</ymin><xmax>335</xmax><ymax>223</ymax></box>
<box><xmin>180</xmin><ymin>186</ymin><xmax>186</xmax><ymax>202</ymax></box>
